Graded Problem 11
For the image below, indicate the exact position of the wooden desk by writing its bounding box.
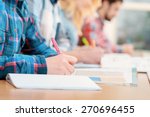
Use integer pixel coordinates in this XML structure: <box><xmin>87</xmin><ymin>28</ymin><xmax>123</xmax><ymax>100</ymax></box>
<box><xmin>0</xmin><ymin>73</ymin><xmax>150</xmax><ymax>100</ymax></box>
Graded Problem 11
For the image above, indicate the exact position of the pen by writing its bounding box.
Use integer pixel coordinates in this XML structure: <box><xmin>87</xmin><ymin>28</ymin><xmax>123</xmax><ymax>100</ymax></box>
<box><xmin>51</xmin><ymin>37</ymin><xmax>61</xmax><ymax>54</ymax></box>
<box><xmin>81</xmin><ymin>37</ymin><xmax>96</xmax><ymax>48</ymax></box>
<box><xmin>82</xmin><ymin>37</ymin><xmax>90</xmax><ymax>46</ymax></box>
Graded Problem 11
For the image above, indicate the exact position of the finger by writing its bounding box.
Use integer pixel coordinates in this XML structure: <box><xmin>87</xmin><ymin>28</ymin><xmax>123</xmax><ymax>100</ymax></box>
<box><xmin>65</xmin><ymin>55</ymin><xmax>78</xmax><ymax>65</ymax></box>
<box><xmin>60</xmin><ymin>67</ymin><xmax>70</xmax><ymax>75</ymax></box>
<box><xmin>65</xmin><ymin>62</ymin><xmax>75</xmax><ymax>74</ymax></box>
<box><xmin>64</xmin><ymin>68</ymin><xmax>72</xmax><ymax>75</ymax></box>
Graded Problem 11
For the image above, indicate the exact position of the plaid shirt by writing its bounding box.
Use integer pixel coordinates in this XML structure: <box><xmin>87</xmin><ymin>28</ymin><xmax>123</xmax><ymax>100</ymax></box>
<box><xmin>82</xmin><ymin>16</ymin><xmax>122</xmax><ymax>53</ymax></box>
<box><xmin>0</xmin><ymin>0</ymin><xmax>57</xmax><ymax>79</ymax></box>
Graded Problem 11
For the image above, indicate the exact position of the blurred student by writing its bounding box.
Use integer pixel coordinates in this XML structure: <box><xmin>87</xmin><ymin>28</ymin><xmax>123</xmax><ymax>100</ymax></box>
<box><xmin>82</xmin><ymin>0</ymin><xmax>134</xmax><ymax>54</ymax></box>
<box><xmin>58</xmin><ymin>0</ymin><xmax>101</xmax><ymax>49</ymax></box>
<box><xmin>59</xmin><ymin>0</ymin><xmax>104</xmax><ymax>64</ymax></box>
<box><xmin>28</xmin><ymin>0</ymin><xmax>104</xmax><ymax>64</ymax></box>
<box><xmin>0</xmin><ymin>0</ymin><xmax>77</xmax><ymax>79</ymax></box>
<box><xmin>27</xmin><ymin>0</ymin><xmax>60</xmax><ymax>46</ymax></box>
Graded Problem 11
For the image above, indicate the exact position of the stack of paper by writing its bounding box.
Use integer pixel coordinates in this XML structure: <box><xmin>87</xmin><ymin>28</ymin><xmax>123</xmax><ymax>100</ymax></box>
<box><xmin>101</xmin><ymin>53</ymin><xmax>132</xmax><ymax>68</ymax></box>
<box><xmin>101</xmin><ymin>53</ymin><xmax>150</xmax><ymax>73</ymax></box>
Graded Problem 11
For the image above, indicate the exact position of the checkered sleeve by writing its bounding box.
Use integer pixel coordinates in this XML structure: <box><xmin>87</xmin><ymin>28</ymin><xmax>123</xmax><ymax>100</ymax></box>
<box><xmin>0</xmin><ymin>54</ymin><xmax>47</xmax><ymax>79</ymax></box>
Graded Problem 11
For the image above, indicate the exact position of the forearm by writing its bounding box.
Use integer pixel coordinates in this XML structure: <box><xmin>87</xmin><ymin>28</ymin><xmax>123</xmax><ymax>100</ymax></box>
<box><xmin>0</xmin><ymin>54</ymin><xmax>47</xmax><ymax>79</ymax></box>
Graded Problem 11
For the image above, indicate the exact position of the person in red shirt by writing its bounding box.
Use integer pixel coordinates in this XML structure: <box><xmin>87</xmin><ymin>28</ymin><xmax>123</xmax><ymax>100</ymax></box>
<box><xmin>82</xmin><ymin>0</ymin><xmax>134</xmax><ymax>54</ymax></box>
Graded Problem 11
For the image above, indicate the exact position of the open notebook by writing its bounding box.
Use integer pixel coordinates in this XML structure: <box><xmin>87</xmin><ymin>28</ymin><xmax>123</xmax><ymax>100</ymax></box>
<box><xmin>6</xmin><ymin>74</ymin><xmax>101</xmax><ymax>91</ymax></box>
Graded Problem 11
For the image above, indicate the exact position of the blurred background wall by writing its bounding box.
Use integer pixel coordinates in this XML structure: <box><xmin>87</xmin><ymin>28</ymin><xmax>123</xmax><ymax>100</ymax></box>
<box><xmin>104</xmin><ymin>0</ymin><xmax>150</xmax><ymax>50</ymax></box>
